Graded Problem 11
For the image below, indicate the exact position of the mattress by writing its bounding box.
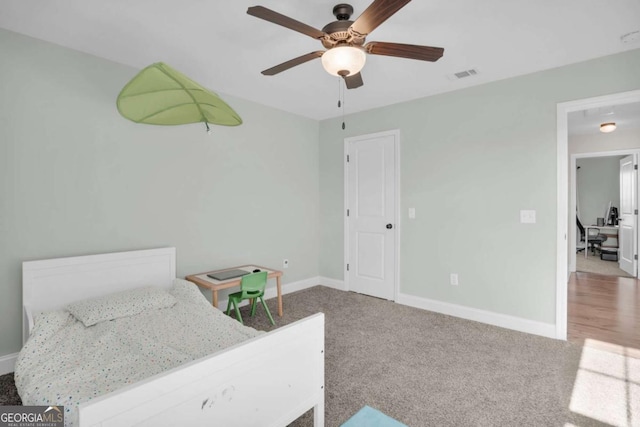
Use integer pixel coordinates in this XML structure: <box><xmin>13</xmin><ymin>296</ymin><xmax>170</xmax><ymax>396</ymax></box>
<box><xmin>15</xmin><ymin>279</ymin><xmax>261</xmax><ymax>427</ymax></box>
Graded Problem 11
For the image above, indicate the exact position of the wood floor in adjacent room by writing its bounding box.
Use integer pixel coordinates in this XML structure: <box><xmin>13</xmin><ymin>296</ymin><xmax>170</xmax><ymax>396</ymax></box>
<box><xmin>568</xmin><ymin>271</ymin><xmax>640</xmax><ymax>355</ymax></box>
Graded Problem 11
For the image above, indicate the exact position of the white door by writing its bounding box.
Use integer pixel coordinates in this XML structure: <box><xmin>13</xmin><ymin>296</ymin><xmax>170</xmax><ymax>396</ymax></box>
<box><xmin>346</xmin><ymin>131</ymin><xmax>397</xmax><ymax>300</ymax></box>
<box><xmin>619</xmin><ymin>155</ymin><xmax>637</xmax><ymax>276</ymax></box>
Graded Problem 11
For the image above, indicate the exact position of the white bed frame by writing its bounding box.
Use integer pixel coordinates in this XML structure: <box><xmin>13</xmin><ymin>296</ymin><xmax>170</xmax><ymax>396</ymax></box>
<box><xmin>22</xmin><ymin>247</ymin><xmax>325</xmax><ymax>427</ymax></box>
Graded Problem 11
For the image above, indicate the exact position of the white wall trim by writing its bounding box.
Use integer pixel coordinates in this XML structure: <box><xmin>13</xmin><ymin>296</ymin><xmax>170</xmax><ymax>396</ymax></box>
<box><xmin>556</xmin><ymin>89</ymin><xmax>640</xmax><ymax>341</ymax></box>
<box><xmin>319</xmin><ymin>277</ymin><xmax>347</xmax><ymax>291</ymax></box>
<box><xmin>397</xmin><ymin>293</ymin><xmax>557</xmax><ymax>339</ymax></box>
<box><xmin>0</xmin><ymin>352</ymin><xmax>18</xmax><ymax>375</ymax></box>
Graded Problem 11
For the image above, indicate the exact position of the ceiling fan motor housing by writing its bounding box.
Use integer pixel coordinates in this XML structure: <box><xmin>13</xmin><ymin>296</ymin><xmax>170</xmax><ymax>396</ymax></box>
<box><xmin>321</xmin><ymin>4</ymin><xmax>365</xmax><ymax>49</ymax></box>
<box><xmin>322</xmin><ymin>21</ymin><xmax>355</xmax><ymax>47</ymax></box>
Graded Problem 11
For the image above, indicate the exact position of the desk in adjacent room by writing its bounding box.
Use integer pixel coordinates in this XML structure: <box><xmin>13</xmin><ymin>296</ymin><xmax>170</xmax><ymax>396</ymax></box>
<box><xmin>186</xmin><ymin>265</ymin><xmax>284</xmax><ymax>316</ymax></box>
<box><xmin>584</xmin><ymin>225</ymin><xmax>619</xmax><ymax>258</ymax></box>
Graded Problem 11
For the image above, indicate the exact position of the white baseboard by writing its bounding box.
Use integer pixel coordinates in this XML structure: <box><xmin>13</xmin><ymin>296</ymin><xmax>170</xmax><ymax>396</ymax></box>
<box><xmin>319</xmin><ymin>276</ymin><xmax>346</xmax><ymax>291</ymax></box>
<box><xmin>266</xmin><ymin>276</ymin><xmax>321</xmax><ymax>298</ymax></box>
<box><xmin>0</xmin><ymin>352</ymin><xmax>18</xmax><ymax>375</ymax></box>
<box><xmin>216</xmin><ymin>276</ymin><xmax>321</xmax><ymax>310</ymax></box>
<box><xmin>213</xmin><ymin>274</ymin><xmax>557</xmax><ymax>339</ymax></box>
<box><xmin>396</xmin><ymin>293</ymin><xmax>557</xmax><ymax>339</ymax></box>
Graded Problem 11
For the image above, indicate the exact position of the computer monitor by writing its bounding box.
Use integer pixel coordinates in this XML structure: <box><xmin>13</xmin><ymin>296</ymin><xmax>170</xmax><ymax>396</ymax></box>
<box><xmin>604</xmin><ymin>201</ymin><xmax>612</xmax><ymax>225</ymax></box>
<box><xmin>608</xmin><ymin>206</ymin><xmax>619</xmax><ymax>225</ymax></box>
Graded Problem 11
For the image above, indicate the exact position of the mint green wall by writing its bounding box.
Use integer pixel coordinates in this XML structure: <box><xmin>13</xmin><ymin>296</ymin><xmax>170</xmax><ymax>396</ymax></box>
<box><xmin>319</xmin><ymin>49</ymin><xmax>640</xmax><ymax>325</ymax></box>
<box><xmin>0</xmin><ymin>29</ymin><xmax>319</xmax><ymax>356</ymax></box>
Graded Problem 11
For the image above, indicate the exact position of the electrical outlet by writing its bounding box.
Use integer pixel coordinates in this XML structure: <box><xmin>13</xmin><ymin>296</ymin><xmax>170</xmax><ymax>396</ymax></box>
<box><xmin>450</xmin><ymin>273</ymin><xmax>459</xmax><ymax>286</ymax></box>
<box><xmin>283</xmin><ymin>259</ymin><xmax>289</xmax><ymax>269</ymax></box>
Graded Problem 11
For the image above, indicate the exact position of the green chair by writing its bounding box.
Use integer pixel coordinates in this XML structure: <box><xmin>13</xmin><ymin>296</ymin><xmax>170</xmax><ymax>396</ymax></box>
<box><xmin>226</xmin><ymin>271</ymin><xmax>275</xmax><ymax>326</ymax></box>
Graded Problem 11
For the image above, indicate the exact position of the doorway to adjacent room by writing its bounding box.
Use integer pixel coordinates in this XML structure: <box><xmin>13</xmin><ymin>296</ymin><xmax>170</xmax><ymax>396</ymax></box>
<box><xmin>571</xmin><ymin>151</ymin><xmax>639</xmax><ymax>278</ymax></box>
<box><xmin>557</xmin><ymin>89</ymin><xmax>640</xmax><ymax>345</ymax></box>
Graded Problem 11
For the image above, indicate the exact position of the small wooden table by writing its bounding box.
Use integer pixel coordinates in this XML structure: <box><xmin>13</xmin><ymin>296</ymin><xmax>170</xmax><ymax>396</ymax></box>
<box><xmin>186</xmin><ymin>265</ymin><xmax>283</xmax><ymax>316</ymax></box>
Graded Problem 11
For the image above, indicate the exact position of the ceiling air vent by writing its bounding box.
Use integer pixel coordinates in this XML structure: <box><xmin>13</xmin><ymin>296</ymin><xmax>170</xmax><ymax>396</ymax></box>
<box><xmin>448</xmin><ymin>68</ymin><xmax>479</xmax><ymax>81</ymax></box>
<box><xmin>621</xmin><ymin>30</ymin><xmax>640</xmax><ymax>44</ymax></box>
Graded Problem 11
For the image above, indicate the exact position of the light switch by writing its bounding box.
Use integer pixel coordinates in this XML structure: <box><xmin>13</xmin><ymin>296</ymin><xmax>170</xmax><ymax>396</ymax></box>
<box><xmin>408</xmin><ymin>208</ymin><xmax>416</xmax><ymax>219</ymax></box>
<box><xmin>520</xmin><ymin>210</ymin><xmax>536</xmax><ymax>224</ymax></box>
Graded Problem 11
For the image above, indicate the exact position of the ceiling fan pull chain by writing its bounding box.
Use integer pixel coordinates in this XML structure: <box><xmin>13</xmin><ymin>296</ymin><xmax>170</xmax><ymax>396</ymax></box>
<box><xmin>341</xmin><ymin>79</ymin><xmax>346</xmax><ymax>130</ymax></box>
<box><xmin>336</xmin><ymin>77</ymin><xmax>346</xmax><ymax>130</ymax></box>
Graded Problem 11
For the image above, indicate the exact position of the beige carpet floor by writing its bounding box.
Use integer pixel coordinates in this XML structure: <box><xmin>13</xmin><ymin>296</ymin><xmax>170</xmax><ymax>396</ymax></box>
<box><xmin>576</xmin><ymin>250</ymin><xmax>633</xmax><ymax>277</ymax></box>
<box><xmin>256</xmin><ymin>287</ymin><xmax>640</xmax><ymax>426</ymax></box>
<box><xmin>3</xmin><ymin>286</ymin><xmax>639</xmax><ymax>426</ymax></box>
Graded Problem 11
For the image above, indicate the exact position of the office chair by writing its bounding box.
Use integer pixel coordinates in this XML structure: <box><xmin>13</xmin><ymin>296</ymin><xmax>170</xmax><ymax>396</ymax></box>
<box><xmin>576</xmin><ymin>216</ymin><xmax>607</xmax><ymax>255</ymax></box>
<box><xmin>226</xmin><ymin>271</ymin><xmax>275</xmax><ymax>326</ymax></box>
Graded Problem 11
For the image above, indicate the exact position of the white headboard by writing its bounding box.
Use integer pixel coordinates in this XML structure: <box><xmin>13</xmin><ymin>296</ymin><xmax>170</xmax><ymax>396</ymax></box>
<box><xmin>22</xmin><ymin>247</ymin><xmax>176</xmax><ymax>344</ymax></box>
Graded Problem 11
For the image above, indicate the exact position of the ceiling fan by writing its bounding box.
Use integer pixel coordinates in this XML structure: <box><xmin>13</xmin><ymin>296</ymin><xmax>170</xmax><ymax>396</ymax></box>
<box><xmin>247</xmin><ymin>0</ymin><xmax>444</xmax><ymax>89</ymax></box>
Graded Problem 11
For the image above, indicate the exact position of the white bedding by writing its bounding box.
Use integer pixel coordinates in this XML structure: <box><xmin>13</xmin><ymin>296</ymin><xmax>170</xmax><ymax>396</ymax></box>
<box><xmin>15</xmin><ymin>279</ymin><xmax>261</xmax><ymax>427</ymax></box>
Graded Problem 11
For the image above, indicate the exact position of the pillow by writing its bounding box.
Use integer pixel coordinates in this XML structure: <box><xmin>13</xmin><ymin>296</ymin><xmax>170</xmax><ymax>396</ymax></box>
<box><xmin>66</xmin><ymin>286</ymin><xmax>177</xmax><ymax>327</ymax></box>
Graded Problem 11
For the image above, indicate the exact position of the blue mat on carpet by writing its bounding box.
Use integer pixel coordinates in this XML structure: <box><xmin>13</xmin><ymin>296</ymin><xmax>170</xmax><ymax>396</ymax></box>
<box><xmin>341</xmin><ymin>405</ymin><xmax>408</xmax><ymax>427</ymax></box>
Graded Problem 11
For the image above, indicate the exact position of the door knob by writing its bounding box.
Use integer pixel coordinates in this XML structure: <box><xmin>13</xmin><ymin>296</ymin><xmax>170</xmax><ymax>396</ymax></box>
<box><xmin>386</xmin><ymin>224</ymin><xmax>393</xmax><ymax>229</ymax></box>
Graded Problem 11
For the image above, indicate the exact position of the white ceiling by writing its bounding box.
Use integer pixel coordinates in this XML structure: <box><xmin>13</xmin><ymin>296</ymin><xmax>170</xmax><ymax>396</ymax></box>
<box><xmin>1</xmin><ymin>0</ymin><xmax>639</xmax><ymax>120</ymax></box>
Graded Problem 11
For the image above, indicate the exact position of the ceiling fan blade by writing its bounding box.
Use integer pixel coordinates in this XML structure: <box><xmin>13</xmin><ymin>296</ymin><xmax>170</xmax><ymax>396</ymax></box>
<box><xmin>343</xmin><ymin>72</ymin><xmax>364</xmax><ymax>89</ymax></box>
<box><xmin>365</xmin><ymin>41</ymin><xmax>444</xmax><ymax>61</ymax></box>
<box><xmin>247</xmin><ymin>6</ymin><xmax>326</xmax><ymax>39</ymax></box>
<box><xmin>261</xmin><ymin>51</ymin><xmax>325</xmax><ymax>76</ymax></box>
<box><xmin>350</xmin><ymin>0</ymin><xmax>412</xmax><ymax>36</ymax></box>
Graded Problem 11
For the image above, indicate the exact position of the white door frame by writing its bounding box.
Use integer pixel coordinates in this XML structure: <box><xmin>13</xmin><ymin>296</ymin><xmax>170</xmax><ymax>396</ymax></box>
<box><xmin>556</xmin><ymin>89</ymin><xmax>640</xmax><ymax>340</ymax></box>
<box><xmin>569</xmin><ymin>149</ymin><xmax>640</xmax><ymax>273</ymax></box>
<box><xmin>344</xmin><ymin>129</ymin><xmax>401</xmax><ymax>300</ymax></box>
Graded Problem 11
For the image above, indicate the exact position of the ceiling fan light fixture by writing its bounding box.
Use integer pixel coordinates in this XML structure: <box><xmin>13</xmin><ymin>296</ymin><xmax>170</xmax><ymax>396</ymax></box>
<box><xmin>600</xmin><ymin>122</ymin><xmax>617</xmax><ymax>133</ymax></box>
<box><xmin>321</xmin><ymin>46</ymin><xmax>366</xmax><ymax>77</ymax></box>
